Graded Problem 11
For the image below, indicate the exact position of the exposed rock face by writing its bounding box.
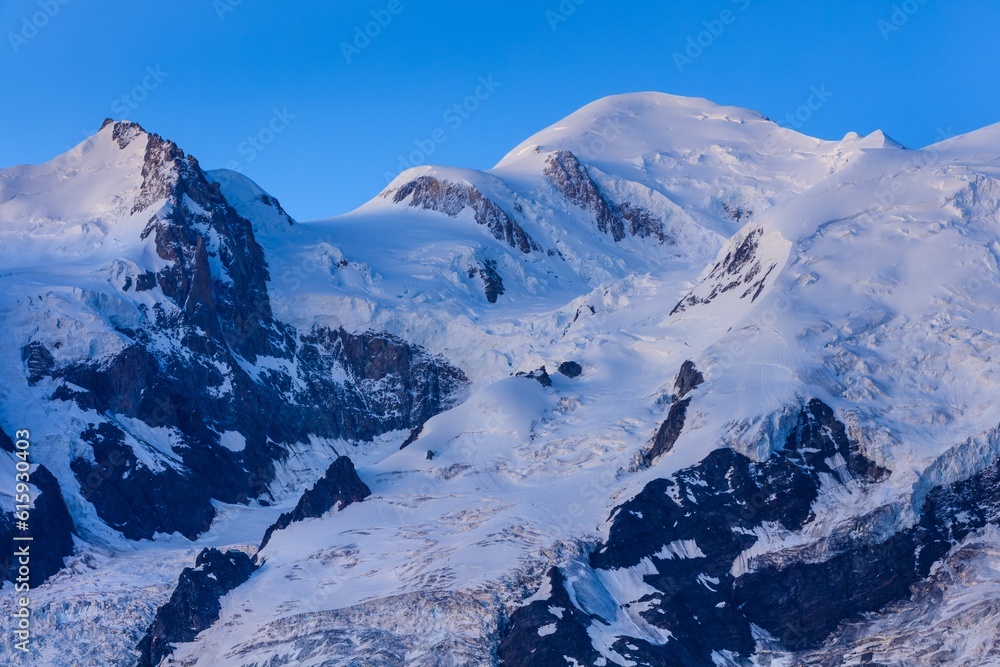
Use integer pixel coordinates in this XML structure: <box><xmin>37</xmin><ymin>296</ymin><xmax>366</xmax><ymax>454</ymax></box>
<box><xmin>498</xmin><ymin>567</ymin><xmax>605</xmax><ymax>667</ymax></box>
<box><xmin>543</xmin><ymin>150</ymin><xmax>671</xmax><ymax>243</ymax></box>
<box><xmin>790</xmin><ymin>528</ymin><xmax>1000</xmax><ymax>665</ymax></box>
<box><xmin>735</xmin><ymin>531</ymin><xmax>921</xmax><ymax>648</ymax></box>
<box><xmin>399</xmin><ymin>423</ymin><xmax>424</xmax><ymax>450</ymax></box>
<box><xmin>672</xmin><ymin>226</ymin><xmax>776</xmax><ymax>314</ymax></box>
<box><xmin>516</xmin><ymin>366</ymin><xmax>552</xmax><ymax>387</ymax></box>
<box><xmin>130</xmin><ymin>125</ymin><xmax>276</xmax><ymax>361</ymax></box>
<box><xmin>21</xmin><ymin>466</ymin><xmax>76</xmax><ymax>586</ymax></box>
<box><xmin>134</xmin><ymin>548</ymin><xmax>257</xmax><ymax>667</ymax></box>
<box><xmin>556</xmin><ymin>361</ymin><xmax>582</xmax><ymax>378</ymax></box>
<box><xmin>389</xmin><ymin>175</ymin><xmax>538</xmax><ymax>253</ymax></box>
<box><xmin>259</xmin><ymin>456</ymin><xmax>371</xmax><ymax>550</ymax></box>
<box><xmin>544</xmin><ymin>150</ymin><xmax>625</xmax><ymax>241</ymax></box>
<box><xmin>500</xmin><ymin>405</ymin><xmax>1000</xmax><ymax>663</ymax></box>
<box><xmin>500</xmin><ymin>399</ymin><xmax>891</xmax><ymax>666</ymax></box>
<box><xmin>21</xmin><ymin>341</ymin><xmax>55</xmax><ymax>386</ymax></box>
<box><xmin>0</xmin><ymin>452</ymin><xmax>75</xmax><ymax>587</ymax></box>
<box><xmin>259</xmin><ymin>193</ymin><xmax>295</xmax><ymax>227</ymax></box>
<box><xmin>620</xmin><ymin>201</ymin><xmax>673</xmax><ymax>243</ymax></box>
<box><xmin>296</xmin><ymin>327</ymin><xmax>469</xmax><ymax>436</ymax></box>
<box><xmin>643</xmin><ymin>360</ymin><xmax>704</xmax><ymax>465</ymax></box>
<box><xmin>69</xmin><ymin>422</ymin><xmax>217</xmax><ymax>541</ymax></box>
<box><xmin>45</xmin><ymin>324</ymin><xmax>465</xmax><ymax>541</ymax></box>
<box><xmin>644</xmin><ymin>399</ymin><xmax>690</xmax><ymax>465</ymax></box>
<box><xmin>673</xmin><ymin>359</ymin><xmax>704</xmax><ymax>400</ymax></box>
<box><xmin>735</xmin><ymin>442</ymin><xmax>1000</xmax><ymax>651</ymax></box>
<box><xmin>475</xmin><ymin>258</ymin><xmax>505</xmax><ymax>304</ymax></box>
<box><xmin>722</xmin><ymin>202</ymin><xmax>752</xmax><ymax>222</ymax></box>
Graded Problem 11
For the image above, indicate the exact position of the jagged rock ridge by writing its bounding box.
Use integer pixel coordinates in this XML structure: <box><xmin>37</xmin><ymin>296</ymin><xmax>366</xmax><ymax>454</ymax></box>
<box><xmin>388</xmin><ymin>175</ymin><xmax>538</xmax><ymax>253</ymax></box>
<box><xmin>134</xmin><ymin>548</ymin><xmax>257</xmax><ymax>667</ymax></box>
<box><xmin>543</xmin><ymin>150</ymin><xmax>672</xmax><ymax>244</ymax></box>
<box><xmin>501</xmin><ymin>399</ymin><xmax>892</xmax><ymax>666</ymax></box>
<box><xmin>20</xmin><ymin>120</ymin><xmax>469</xmax><ymax>542</ymax></box>
<box><xmin>258</xmin><ymin>455</ymin><xmax>371</xmax><ymax>550</ymax></box>
<box><xmin>671</xmin><ymin>226</ymin><xmax>776</xmax><ymax>314</ymax></box>
<box><xmin>643</xmin><ymin>360</ymin><xmax>705</xmax><ymax>466</ymax></box>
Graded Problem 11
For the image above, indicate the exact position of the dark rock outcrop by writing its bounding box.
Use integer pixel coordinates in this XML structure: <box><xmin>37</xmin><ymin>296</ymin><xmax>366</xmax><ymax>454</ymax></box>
<box><xmin>644</xmin><ymin>398</ymin><xmax>690</xmax><ymax>464</ymax></box>
<box><xmin>259</xmin><ymin>193</ymin><xmax>295</xmax><ymax>227</ymax></box>
<box><xmin>516</xmin><ymin>367</ymin><xmax>552</xmax><ymax>387</ymax></box>
<box><xmin>544</xmin><ymin>150</ymin><xmax>625</xmax><ymax>241</ymax></box>
<box><xmin>399</xmin><ymin>423</ymin><xmax>424</xmax><ymax>450</ymax></box>
<box><xmin>131</xmin><ymin>126</ymin><xmax>276</xmax><ymax>361</ymax></box>
<box><xmin>498</xmin><ymin>567</ymin><xmax>604</xmax><ymax>667</ymax></box>
<box><xmin>135</xmin><ymin>548</ymin><xmax>257</xmax><ymax>667</ymax></box>
<box><xmin>0</xmin><ymin>461</ymin><xmax>75</xmax><ymax>587</ymax></box>
<box><xmin>543</xmin><ymin>150</ymin><xmax>671</xmax><ymax>244</ymax></box>
<box><xmin>49</xmin><ymin>323</ymin><xmax>465</xmax><ymax>542</ymax></box>
<box><xmin>23</xmin><ymin>466</ymin><xmax>76</xmax><ymax>586</ymax></box>
<box><xmin>672</xmin><ymin>227</ymin><xmax>775</xmax><ymax>314</ymax></box>
<box><xmin>620</xmin><ymin>201</ymin><xmax>673</xmax><ymax>243</ymax></box>
<box><xmin>500</xmin><ymin>399</ymin><xmax>891</xmax><ymax>666</ymax></box>
<box><xmin>476</xmin><ymin>259</ymin><xmax>505</xmax><ymax>304</ymax></box>
<box><xmin>734</xmin><ymin>531</ymin><xmax>921</xmax><ymax>648</ymax></box>
<box><xmin>673</xmin><ymin>359</ymin><xmax>704</xmax><ymax>400</ymax></box>
<box><xmin>69</xmin><ymin>423</ymin><xmax>217</xmax><ymax>541</ymax></box>
<box><xmin>23</xmin><ymin>121</ymin><xmax>469</xmax><ymax>547</ymax></box>
<box><xmin>296</xmin><ymin>327</ymin><xmax>469</xmax><ymax>436</ymax></box>
<box><xmin>134</xmin><ymin>271</ymin><xmax>157</xmax><ymax>291</ymax></box>
<box><xmin>738</xmin><ymin>442</ymin><xmax>1000</xmax><ymax>650</ymax></box>
<box><xmin>722</xmin><ymin>202</ymin><xmax>752</xmax><ymax>222</ymax></box>
<box><xmin>21</xmin><ymin>341</ymin><xmax>55</xmax><ymax>386</ymax></box>
<box><xmin>556</xmin><ymin>361</ymin><xmax>582</xmax><ymax>378</ymax></box>
<box><xmin>643</xmin><ymin>360</ymin><xmax>705</xmax><ymax>465</ymax></box>
<box><xmin>389</xmin><ymin>176</ymin><xmax>538</xmax><ymax>253</ymax></box>
<box><xmin>258</xmin><ymin>456</ymin><xmax>371</xmax><ymax>551</ymax></box>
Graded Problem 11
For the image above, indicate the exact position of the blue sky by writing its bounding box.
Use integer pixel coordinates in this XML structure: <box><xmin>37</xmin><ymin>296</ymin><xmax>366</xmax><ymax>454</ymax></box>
<box><xmin>2</xmin><ymin>0</ymin><xmax>998</xmax><ymax>220</ymax></box>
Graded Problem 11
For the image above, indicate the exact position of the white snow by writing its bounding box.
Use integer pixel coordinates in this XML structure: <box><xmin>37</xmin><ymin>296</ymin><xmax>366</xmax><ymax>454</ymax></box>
<box><xmin>217</xmin><ymin>430</ymin><xmax>247</xmax><ymax>453</ymax></box>
<box><xmin>655</xmin><ymin>539</ymin><xmax>707</xmax><ymax>560</ymax></box>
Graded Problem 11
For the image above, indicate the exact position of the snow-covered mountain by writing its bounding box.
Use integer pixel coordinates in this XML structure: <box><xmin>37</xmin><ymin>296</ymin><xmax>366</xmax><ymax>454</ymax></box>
<box><xmin>3</xmin><ymin>92</ymin><xmax>1000</xmax><ymax>666</ymax></box>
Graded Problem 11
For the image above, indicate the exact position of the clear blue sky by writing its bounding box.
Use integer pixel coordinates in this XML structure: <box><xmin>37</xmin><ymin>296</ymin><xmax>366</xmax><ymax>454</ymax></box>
<box><xmin>2</xmin><ymin>0</ymin><xmax>998</xmax><ymax>220</ymax></box>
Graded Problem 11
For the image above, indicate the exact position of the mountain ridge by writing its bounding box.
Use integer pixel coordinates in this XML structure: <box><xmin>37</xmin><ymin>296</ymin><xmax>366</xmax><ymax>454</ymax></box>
<box><xmin>3</xmin><ymin>92</ymin><xmax>1000</xmax><ymax>666</ymax></box>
